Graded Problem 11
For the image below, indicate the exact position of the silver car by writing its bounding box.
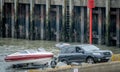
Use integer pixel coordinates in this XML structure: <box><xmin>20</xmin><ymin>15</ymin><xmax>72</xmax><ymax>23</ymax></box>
<box><xmin>58</xmin><ymin>44</ymin><xmax>113</xmax><ymax>64</ymax></box>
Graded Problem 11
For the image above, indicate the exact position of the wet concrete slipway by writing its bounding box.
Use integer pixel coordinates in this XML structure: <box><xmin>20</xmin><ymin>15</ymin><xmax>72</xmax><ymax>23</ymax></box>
<box><xmin>0</xmin><ymin>38</ymin><xmax>120</xmax><ymax>72</ymax></box>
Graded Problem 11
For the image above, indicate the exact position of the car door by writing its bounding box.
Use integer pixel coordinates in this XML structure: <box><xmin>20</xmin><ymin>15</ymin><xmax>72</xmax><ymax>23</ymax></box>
<box><xmin>59</xmin><ymin>46</ymin><xmax>76</xmax><ymax>62</ymax></box>
<box><xmin>74</xmin><ymin>46</ymin><xmax>86</xmax><ymax>62</ymax></box>
<box><xmin>63</xmin><ymin>46</ymin><xmax>76</xmax><ymax>62</ymax></box>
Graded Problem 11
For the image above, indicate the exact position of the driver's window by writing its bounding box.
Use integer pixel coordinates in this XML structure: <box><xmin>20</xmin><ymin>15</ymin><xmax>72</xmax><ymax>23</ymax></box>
<box><xmin>76</xmin><ymin>47</ymin><xmax>82</xmax><ymax>53</ymax></box>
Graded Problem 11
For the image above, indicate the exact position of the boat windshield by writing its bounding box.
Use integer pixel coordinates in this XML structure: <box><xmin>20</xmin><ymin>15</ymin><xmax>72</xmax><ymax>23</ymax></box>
<box><xmin>28</xmin><ymin>50</ymin><xmax>38</xmax><ymax>53</ymax></box>
<box><xmin>38</xmin><ymin>48</ymin><xmax>46</xmax><ymax>52</ymax></box>
<box><xmin>19</xmin><ymin>50</ymin><xmax>29</xmax><ymax>54</ymax></box>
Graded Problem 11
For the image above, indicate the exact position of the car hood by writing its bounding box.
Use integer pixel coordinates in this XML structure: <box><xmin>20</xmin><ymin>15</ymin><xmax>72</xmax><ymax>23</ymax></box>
<box><xmin>88</xmin><ymin>50</ymin><xmax>112</xmax><ymax>54</ymax></box>
<box><xmin>94</xmin><ymin>50</ymin><xmax>111</xmax><ymax>52</ymax></box>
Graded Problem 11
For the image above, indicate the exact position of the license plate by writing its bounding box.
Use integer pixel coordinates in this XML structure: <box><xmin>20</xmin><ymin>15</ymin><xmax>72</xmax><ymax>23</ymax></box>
<box><xmin>106</xmin><ymin>57</ymin><xmax>110</xmax><ymax>59</ymax></box>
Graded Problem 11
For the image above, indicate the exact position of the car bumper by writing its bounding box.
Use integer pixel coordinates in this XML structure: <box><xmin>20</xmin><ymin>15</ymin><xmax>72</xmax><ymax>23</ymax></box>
<box><xmin>94</xmin><ymin>56</ymin><xmax>111</xmax><ymax>63</ymax></box>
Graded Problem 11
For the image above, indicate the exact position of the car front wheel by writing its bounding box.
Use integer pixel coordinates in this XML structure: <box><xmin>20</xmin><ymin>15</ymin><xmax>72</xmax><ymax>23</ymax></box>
<box><xmin>86</xmin><ymin>57</ymin><xmax>94</xmax><ymax>64</ymax></box>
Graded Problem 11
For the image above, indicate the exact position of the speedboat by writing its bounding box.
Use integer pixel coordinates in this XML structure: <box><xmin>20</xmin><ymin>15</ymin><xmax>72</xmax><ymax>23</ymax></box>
<box><xmin>4</xmin><ymin>48</ymin><xmax>54</xmax><ymax>65</ymax></box>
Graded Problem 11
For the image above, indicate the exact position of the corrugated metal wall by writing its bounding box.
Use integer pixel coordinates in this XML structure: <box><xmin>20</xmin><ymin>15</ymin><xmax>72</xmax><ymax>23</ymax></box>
<box><xmin>0</xmin><ymin>1</ymin><xmax>120</xmax><ymax>47</ymax></box>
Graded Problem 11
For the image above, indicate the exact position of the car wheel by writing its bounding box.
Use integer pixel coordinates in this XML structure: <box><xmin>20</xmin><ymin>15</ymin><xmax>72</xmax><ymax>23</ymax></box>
<box><xmin>86</xmin><ymin>57</ymin><xmax>94</xmax><ymax>64</ymax></box>
<box><xmin>62</xmin><ymin>59</ymin><xmax>70</xmax><ymax>65</ymax></box>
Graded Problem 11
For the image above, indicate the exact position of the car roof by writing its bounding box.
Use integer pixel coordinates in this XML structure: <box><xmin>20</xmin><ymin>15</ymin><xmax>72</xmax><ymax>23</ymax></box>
<box><xmin>72</xmin><ymin>44</ymin><xmax>93</xmax><ymax>47</ymax></box>
<box><xmin>60</xmin><ymin>44</ymin><xmax>95</xmax><ymax>49</ymax></box>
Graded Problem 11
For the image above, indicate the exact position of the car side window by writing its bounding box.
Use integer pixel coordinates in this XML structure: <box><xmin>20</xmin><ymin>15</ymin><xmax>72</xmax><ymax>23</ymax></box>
<box><xmin>67</xmin><ymin>47</ymin><xmax>75</xmax><ymax>53</ymax></box>
<box><xmin>60</xmin><ymin>46</ymin><xmax>73</xmax><ymax>53</ymax></box>
<box><xmin>76</xmin><ymin>47</ymin><xmax>82</xmax><ymax>53</ymax></box>
<box><xmin>60</xmin><ymin>46</ymin><xmax>68</xmax><ymax>53</ymax></box>
<box><xmin>60</xmin><ymin>46</ymin><xmax>76</xmax><ymax>53</ymax></box>
<box><xmin>63</xmin><ymin>46</ymin><xmax>75</xmax><ymax>53</ymax></box>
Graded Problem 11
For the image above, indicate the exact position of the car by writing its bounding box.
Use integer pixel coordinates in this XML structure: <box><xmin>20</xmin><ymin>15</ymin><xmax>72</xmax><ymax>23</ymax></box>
<box><xmin>58</xmin><ymin>44</ymin><xmax>113</xmax><ymax>64</ymax></box>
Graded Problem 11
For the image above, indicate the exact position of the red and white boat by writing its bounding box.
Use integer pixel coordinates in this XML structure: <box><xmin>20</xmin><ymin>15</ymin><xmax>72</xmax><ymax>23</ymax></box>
<box><xmin>4</xmin><ymin>48</ymin><xmax>54</xmax><ymax>65</ymax></box>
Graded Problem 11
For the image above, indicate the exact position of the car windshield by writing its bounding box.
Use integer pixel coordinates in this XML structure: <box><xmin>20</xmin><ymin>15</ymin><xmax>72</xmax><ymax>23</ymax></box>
<box><xmin>81</xmin><ymin>45</ymin><xmax>99</xmax><ymax>51</ymax></box>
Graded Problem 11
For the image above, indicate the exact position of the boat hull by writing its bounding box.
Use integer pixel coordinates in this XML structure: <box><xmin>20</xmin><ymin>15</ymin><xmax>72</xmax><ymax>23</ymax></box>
<box><xmin>6</xmin><ymin>57</ymin><xmax>53</xmax><ymax>65</ymax></box>
<box><xmin>5</xmin><ymin>49</ymin><xmax>54</xmax><ymax>65</ymax></box>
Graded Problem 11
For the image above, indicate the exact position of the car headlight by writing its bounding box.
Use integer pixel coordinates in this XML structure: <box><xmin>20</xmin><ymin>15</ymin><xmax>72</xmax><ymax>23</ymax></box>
<box><xmin>110</xmin><ymin>51</ymin><xmax>113</xmax><ymax>55</ymax></box>
<box><xmin>93</xmin><ymin>53</ymin><xmax>101</xmax><ymax>56</ymax></box>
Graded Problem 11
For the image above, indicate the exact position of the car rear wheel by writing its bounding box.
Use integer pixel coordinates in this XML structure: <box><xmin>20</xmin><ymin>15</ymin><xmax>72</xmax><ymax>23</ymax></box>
<box><xmin>62</xmin><ymin>59</ymin><xmax>70</xmax><ymax>65</ymax></box>
<box><xmin>86</xmin><ymin>57</ymin><xmax>94</xmax><ymax>64</ymax></box>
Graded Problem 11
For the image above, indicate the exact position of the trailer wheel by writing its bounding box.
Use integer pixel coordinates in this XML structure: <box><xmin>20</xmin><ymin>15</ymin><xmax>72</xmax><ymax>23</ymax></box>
<box><xmin>50</xmin><ymin>60</ymin><xmax>57</xmax><ymax>68</ymax></box>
